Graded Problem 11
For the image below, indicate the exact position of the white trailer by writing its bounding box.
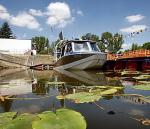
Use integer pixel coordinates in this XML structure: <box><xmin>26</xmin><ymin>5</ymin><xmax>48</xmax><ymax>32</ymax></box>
<box><xmin>0</xmin><ymin>39</ymin><xmax>31</xmax><ymax>55</ymax></box>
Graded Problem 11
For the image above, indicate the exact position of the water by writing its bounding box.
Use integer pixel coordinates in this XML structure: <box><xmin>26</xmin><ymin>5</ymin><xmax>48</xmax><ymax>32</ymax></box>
<box><xmin>0</xmin><ymin>69</ymin><xmax>149</xmax><ymax>129</ymax></box>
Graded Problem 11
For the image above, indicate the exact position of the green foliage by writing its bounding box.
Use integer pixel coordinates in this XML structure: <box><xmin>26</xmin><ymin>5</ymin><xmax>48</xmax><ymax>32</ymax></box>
<box><xmin>133</xmin><ymin>74</ymin><xmax>150</xmax><ymax>80</ymax></box>
<box><xmin>81</xmin><ymin>33</ymin><xmax>99</xmax><ymax>42</ymax></box>
<box><xmin>0</xmin><ymin>112</ymin><xmax>17</xmax><ymax>125</ymax></box>
<box><xmin>32</xmin><ymin>36</ymin><xmax>49</xmax><ymax>54</ymax></box>
<box><xmin>142</xmin><ymin>42</ymin><xmax>150</xmax><ymax>50</ymax></box>
<box><xmin>65</xmin><ymin>92</ymin><xmax>102</xmax><ymax>103</ymax></box>
<box><xmin>131</xmin><ymin>43</ymin><xmax>142</xmax><ymax>50</ymax></box>
<box><xmin>0</xmin><ymin>109</ymin><xmax>86</xmax><ymax>129</ymax></box>
<box><xmin>81</xmin><ymin>32</ymin><xmax>124</xmax><ymax>53</ymax></box>
<box><xmin>0</xmin><ymin>113</ymin><xmax>39</xmax><ymax>129</ymax></box>
<box><xmin>133</xmin><ymin>84</ymin><xmax>150</xmax><ymax>90</ymax></box>
<box><xmin>100</xmin><ymin>32</ymin><xmax>123</xmax><ymax>54</ymax></box>
<box><xmin>124</xmin><ymin>42</ymin><xmax>150</xmax><ymax>52</ymax></box>
<box><xmin>0</xmin><ymin>22</ymin><xmax>14</xmax><ymax>38</ymax></box>
<box><xmin>61</xmin><ymin>86</ymin><xmax>122</xmax><ymax>103</ymax></box>
<box><xmin>97</xmin><ymin>42</ymin><xmax>105</xmax><ymax>52</ymax></box>
<box><xmin>33</xmin><ymin>109</ymin><xmax>86</xmax><ymax>129</ymax></box>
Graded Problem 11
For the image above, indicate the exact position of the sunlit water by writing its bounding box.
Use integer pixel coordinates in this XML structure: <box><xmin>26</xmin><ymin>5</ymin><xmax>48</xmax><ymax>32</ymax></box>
<box><xmin>0</xmin><ymin>69</ymin><xmax>149</xmax><ymax>129</ymax></box>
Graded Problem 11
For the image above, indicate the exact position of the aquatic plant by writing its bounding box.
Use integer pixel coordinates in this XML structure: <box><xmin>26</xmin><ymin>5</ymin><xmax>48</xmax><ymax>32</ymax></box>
<box><xmin>0</xmin><ymin>112</ymin><xmax>17</xmax><ymax>125</ymax></box>
<box><xmin>133</xmin><ymin>74</ymin><xmax>150</xmax><ymax>80</ymax></box>
<box><xmin>0</xmin><ymin>109</ymin><xmax>86</xmax><ymax>129</ymax></box>
<box><xmin>57</xmin><ymin>86</ymin><xmax>121</xmax><ymax>103</ymax></box>
<box><xmin>133</xmin><ymin>84</ymin><xmax>150</xmax><ymax>90</ymax></box>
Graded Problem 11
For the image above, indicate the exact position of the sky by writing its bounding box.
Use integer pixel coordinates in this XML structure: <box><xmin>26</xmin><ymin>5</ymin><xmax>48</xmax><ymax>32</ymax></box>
<box><xmin>0</xmin><ymin>0</ymin><xmax>150</xmax><ymax>49</ymax></box>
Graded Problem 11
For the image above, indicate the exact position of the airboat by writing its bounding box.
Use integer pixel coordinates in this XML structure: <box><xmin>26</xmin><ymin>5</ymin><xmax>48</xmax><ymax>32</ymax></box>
<box><xmin>53</xmin><ymin>39</ymin><xmax>107</xmax><ymax>70</ymax></box>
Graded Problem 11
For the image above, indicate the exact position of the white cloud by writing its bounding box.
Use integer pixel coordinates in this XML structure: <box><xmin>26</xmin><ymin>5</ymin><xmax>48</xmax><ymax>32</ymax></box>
<box><xmin>10</xmin><ymin>12</ymin><xmax>42</xmax><ymax>31</ymax></box>
<box><xmin>29</xmin><ymin>9</ymin><xmax>44</xmax><ymax>17</ymax></box>
<box><xmin>0</xmin><ymin>2</ymin><xmax>75</xmax><ymax>30</ymax></box>
<box><xmin>46</xmin><ymin>2</ymin><xmax>74</xmax><ymax>28</ymax></box>
<box><xmin>0</xmin><ymin>4</ymin><xmax>42</xmax><ymax>31</ymax></box>
<box><xmin>122</xmin><ymin>43</ymin><xmax>132</xmax><ymax>50</ymax></box>
<box><xmin>77</xmin><ymin>10</ymin><xmax>83</xmax><ymax>16</ymax></box>
<box><xmin>0</xmin><ymin>4</ymin><xmax>10</xmax><ymax>20</ymax></box>
<box><xmin>126</xmin><ymin>14</ymin><xmax>145</xmax><ymax>23</ymax></box>
<box><xmin>120</xmin><ymin>25</ymin><xmax>148</xmax><ymax>33</ymax></box>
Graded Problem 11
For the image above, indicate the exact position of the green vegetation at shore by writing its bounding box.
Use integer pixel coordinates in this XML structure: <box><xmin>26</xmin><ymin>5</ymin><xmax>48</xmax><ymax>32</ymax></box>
<box><xmin>0</xmin><ymin>22</ymin><xmax>150</xmax><ymax>55</ymax></box>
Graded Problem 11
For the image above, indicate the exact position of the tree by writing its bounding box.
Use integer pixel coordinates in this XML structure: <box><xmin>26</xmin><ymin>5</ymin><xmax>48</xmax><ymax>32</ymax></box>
<box><xmin>32</xmin><ymin>36</ymin><xmax>49</xmax><ymax>54</ymax></box>
<box><xmin>142</xmin><ymin>42</ymin><xmax>150</xmax><ymax>50</ymax></box>
<box><xmin>81</xmin><ymin>33</ymin><xmax>99</xmax><ymax>42</ymax></box>
<box><xmin>131</xmin><ymin>43</ymin><xmax>140</xmax><ymax>51</ymax></box>
<box><xmin>0</xmin><ymin>22</ymin><xmax>14</xmax><ymax>38</ymax></box>
<box><xmin>100</xmin><ymin>32</ymin><xmax>123</xmax><ymax>54</ymax></box>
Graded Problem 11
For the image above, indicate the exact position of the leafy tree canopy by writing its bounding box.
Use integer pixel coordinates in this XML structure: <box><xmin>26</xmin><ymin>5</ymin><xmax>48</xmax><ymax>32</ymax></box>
<box><xmin>100</xmin><ymin>32</ymin><xmax>124</xmax><ymax>54</ymax></box>
<box><xmin>81</xmin><ymin>33</ymin><xmax>99</xmax><ymax>42</ymax></box>
<box><xmin>142</xmin><ymin>42</ymin><xmax>150</xmax><ymax>50</ymax></box>
<box><xmin>32</xmin><ymin>36</ymin><xmax>49</xmax><ymax>54</ymax></box>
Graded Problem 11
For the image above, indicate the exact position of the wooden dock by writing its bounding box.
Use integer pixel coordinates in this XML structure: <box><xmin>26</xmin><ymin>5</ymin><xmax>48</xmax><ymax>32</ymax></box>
<box><xmin>104</xmin><ymin>49</ymin><xmax>150</xmax><ymax>71</ymax></box>
<box><xmin>107</xmin><ymin>49</ymin><xmax>150</xmax><ymax>61</ymax></box>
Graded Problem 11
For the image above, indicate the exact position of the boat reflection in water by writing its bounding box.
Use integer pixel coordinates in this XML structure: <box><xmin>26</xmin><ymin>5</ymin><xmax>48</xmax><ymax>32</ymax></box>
<box><xmin>55</xmin><ymin>69</ymin><xmax>107</xmax><ymax>86</ymax></box>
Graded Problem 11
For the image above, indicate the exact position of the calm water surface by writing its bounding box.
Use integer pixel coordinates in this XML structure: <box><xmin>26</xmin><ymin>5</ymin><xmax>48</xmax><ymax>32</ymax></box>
<box><xmin>0</xmin><ymin>69</ymin><xmax>149</xmax><ymax>129</ymax></box>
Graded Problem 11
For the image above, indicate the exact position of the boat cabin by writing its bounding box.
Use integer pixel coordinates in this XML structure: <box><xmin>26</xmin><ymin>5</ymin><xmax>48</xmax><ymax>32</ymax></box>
<box><xmin>55</xmin><ymin>40</ymin><xmax>100</xmax><ymax>61</ymax></box>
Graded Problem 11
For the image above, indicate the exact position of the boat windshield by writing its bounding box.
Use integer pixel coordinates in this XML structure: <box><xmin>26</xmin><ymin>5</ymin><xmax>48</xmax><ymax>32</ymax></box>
<box><xmin>73</xmin><ymin>42</ymin><xmax>100</xmax><ymax>52</ymax></box>
<box><xmin>73</xmin><ymin>42</ymin><xmax>90</xmax><ymax>52</ymax></box>
<box><xmin>90</xmin><ymin>42</ymin><xmax>100</xmax><ymax>52</ymax></box>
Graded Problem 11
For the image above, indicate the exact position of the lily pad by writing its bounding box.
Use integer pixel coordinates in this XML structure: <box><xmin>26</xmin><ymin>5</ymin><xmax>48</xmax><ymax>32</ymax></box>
<box><xmin>46</xmin><ymin>81</ymin><xmax>65</xmax><ymax>86</ymax></box>
<box><xmin>0</xmin><ymin>112</ymin><xmax>17</xmax><ymax>125</ymax></box>
<box><xmin>0</xmin><ymin>113</ymin><xmax>39</xmax><ymax>129</ymax></box>
<box><xmin>100</xmin><ymin>88</ymin><xmax>118</xmax><ymax>95</ymax></box>
<box><xmin>133</xmin><ymin>74</ymin><xmax>150</xmax><ymax>80</ymax></box>
<box><xmin>133</xmin><ymin>84</ymin><xmax>150</xmax><ymax>90</ymax></box>
<box><xmin>32</xmin><ymin>109</ymin><xmax>86</xmax><ymax>129</ymax></box>
<box><xmin>138</xmin><ymin>81</ymin><xmax>150</xmax><ymax>84</ymax></box>
<box><xmin>121</xmin><ymin>71</ymin><xmax>141</xmax><ymax>76</ymax></box>
<box><xmin>65</xmin><ymin>92</ymin><xmax>102</xmax><ymax>103</ymax></box>
<box><xmin>139</xmin><ymin>97</ymin><xmax>150</xmax><ymax>103</ymax></box>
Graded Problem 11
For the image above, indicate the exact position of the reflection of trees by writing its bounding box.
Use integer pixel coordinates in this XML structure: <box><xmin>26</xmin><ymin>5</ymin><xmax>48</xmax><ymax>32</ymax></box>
<box><xmin>0</xmin><ymin>96</ymin><xmax>15</xmax><ymax>112</ymax></box>
<box><xmin>32</xmin><ymin>79</ymin><xmax>49</xmax><ymax>95</ymax></box>
<box><xmin>116</xmin><ymin>95</ymin><xmax>149</xmax><ymax>105</ymax></box>
<box><xmin>106</xmin><ymin>77</ymin><xmax>123</xmax><ymax>86</ymax></box>
<box><xmin>60</xmin><ymin>99</ymin><xmax>65</xmax><ymax>108</ymax></box>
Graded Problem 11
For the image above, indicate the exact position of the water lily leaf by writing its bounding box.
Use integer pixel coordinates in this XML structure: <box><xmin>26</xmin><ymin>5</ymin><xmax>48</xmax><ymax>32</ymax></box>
<box><xmin>121</xmin><ymin>71</ymin><xmax>141</xmax><ymax>76</ymax></box>
<box><xmin>46</xmin><ymin>81</ymin><xmax>65</xmax><ymax>85</ymax></box>
<box><xmin>139</xmin><ymin>97</ymin><xmax>150</xmax><ymax>103</ymax></box>
<box><xmin>0</xmin><ymin>113</ymin><xmax>39</xmax><ymax>129</ymax></box>
<box><xmin>0</xmin><ymin>112</ymin><xmax>17</xmax><ymax>125</ymax></box>
<box><xmin>32</xmin><ymin>109</ymin><xmax>86</xmax><ymax>129</ymax></box>
<box><xmin>130</xmin><ymin>117</ymin><xmax>150</xmax><ymax>126</ymax></box>
<box><xmin>96</xmin><ymin>86</ymin><xmax>123</xmax><ymax>90</ymax></box>
<box><xmin>133</xmin><ymin>74</ymin><xmax>150</xmax><ymax>80</ymax></box>
<box><xmin>65</xmin><ymin>92</ymin><xmax>102</xmax><ymax>103</ymax></box>
<box><xmin>133</xmin><ymin>84</ymin><xmax>150</xmax><ymax>90</ymax></box>
<box><xmin>138</xmin><ymin>81</ymin><xmax>150</xmax><ymax>84</ymax></box>
<box><xmin>100</xmin><ymin>88</ymin><xmax>118</xmax><ymax>95</ymax></box>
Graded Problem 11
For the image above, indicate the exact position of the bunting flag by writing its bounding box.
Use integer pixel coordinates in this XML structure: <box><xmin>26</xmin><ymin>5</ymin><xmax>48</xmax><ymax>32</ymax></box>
<box><xmin>105</xmin><ymin>27</ymin><xmax>148</xmax><ymax>41</ymax></box>
<box><xmin>122</xmin><ymin>27</ymin><xmax>148</xmax><ymax>39</ymax></box>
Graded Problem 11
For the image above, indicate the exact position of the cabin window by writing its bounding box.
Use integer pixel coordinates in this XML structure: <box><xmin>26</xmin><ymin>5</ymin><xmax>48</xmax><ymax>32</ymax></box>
<box><xmin>73</xmin><ymin>42</ymin><xmax>89</xmax><ymax>52</ymax></box>
<box><xmin>66</xmin><ymin>43</ymin><xmax>72</xmax><ymax>53</ymax></box>
<box><xmin>90</xmin><ymin>43</ymin><xmax>100</xmax><ymax>52</ymax></box>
